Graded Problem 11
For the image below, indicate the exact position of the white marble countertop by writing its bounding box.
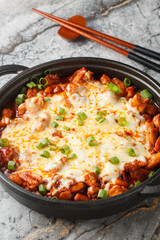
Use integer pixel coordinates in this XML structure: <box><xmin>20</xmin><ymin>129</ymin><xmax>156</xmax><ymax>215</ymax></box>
<box><xmin>0</xmin><ymin>0</ymin><xmax>160</xmax><ymax>239</ymax></box>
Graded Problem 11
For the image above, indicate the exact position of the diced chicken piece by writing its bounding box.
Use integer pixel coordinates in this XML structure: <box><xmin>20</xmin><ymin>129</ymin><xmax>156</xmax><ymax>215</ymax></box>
<box><xmin>26</xmin><ymin>88</ymin><xmax>38</xmax><ymax>99</ymax></box>
<box><xmin>131</xmin><ymin>93</ymin><xmax>149</xmax><ymax>114</ymax></box>
<box><xmin>100</xmin><ymin>74</ymin><xmax>111</xmax><ymax>84</ymax></box>
<box><xmin>112</xmin><ymin>78</ymin><xmax>126</xmax><ymax>98</ymax></box>
<box><xmin>146</xmin><ymin>122</ymin><xmax>159</xmax><ymax>149</ymax></box>
<box><xmin>109</xmin><ymin>185</ymin><xmax>127</xmax><ymax>197</ymax></box>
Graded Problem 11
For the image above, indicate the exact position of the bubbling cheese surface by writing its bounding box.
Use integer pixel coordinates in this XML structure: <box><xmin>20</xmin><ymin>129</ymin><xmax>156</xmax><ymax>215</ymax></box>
<box><xmin>2</xmin><ymin>81</ymin><xmax>148</xmax><ymax>190</ymax></box>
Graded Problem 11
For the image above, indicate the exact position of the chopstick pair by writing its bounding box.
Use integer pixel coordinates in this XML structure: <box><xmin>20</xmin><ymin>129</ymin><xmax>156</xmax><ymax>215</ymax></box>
<box><xmin>32</xmin><ymin>8</ymin><xmax>160</xmax><ymax>73</ymax></box>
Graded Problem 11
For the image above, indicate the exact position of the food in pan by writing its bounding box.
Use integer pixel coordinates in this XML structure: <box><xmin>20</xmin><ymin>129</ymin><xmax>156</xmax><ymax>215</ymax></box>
<box><xmin>0</xmin><ymin>68</ymin><xmax>160</xmax><ymax>201</ymax></box>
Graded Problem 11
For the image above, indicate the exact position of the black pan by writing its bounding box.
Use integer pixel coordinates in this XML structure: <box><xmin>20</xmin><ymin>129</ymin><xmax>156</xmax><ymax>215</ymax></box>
<box><xmin>0</xmin><ymin>57</ymin><xmax>160</xmax><ymax>219</ymax></box>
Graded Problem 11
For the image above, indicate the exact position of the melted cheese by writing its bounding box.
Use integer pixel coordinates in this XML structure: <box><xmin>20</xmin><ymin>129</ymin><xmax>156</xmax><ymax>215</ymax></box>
<box><xmin>1</xmin><ymin>81</ymin><xmax>149</xmax><ymax>192</ymax></box>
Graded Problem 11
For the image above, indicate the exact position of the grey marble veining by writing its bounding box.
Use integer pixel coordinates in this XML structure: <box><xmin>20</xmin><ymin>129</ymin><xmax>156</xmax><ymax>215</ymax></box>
<box><xmin>0</xmin><ymin>0</ymin><xmax>160</xmax><ymax>239</ymax></box>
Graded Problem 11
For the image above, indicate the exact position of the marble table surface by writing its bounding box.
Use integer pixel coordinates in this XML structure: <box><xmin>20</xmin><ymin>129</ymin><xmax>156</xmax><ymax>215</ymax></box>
<box><xmin>0</xmin><ymin>0</ymin><xmax>160</xmax><ymax>239</ymax></box>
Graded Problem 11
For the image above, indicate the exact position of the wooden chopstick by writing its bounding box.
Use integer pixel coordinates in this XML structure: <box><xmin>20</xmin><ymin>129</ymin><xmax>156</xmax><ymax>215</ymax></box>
<box><xmin>32</xmin><ymin>8</ymin><xmax>160</xmax><ymax>73</ymax></box>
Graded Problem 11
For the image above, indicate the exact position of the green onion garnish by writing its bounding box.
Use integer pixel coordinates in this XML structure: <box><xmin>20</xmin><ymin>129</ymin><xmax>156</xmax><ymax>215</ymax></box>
<box><xmin>86</xmin><ymin>136</ymin><xmax>98</xmax><ymax>147</ymax></box>
<box><xmin>129</xmin><ymin>184</ymin><xmax>134</xmax><ymax>190</ymax></box>
<box><xmin>78</xmin><ymin>117</ymin><xmax>83</xmax><ymax>126</ymax></box>
<box><xmin>44</xmin><ymin>70</ymin><xmax>51</xmax><ymax>75</ymax></box>
<box><xmin>20</xmin><ymin>87</ymin><xmax>27</xmax><ymax>94</ymax></box>
<box><xmin>60</xmin><ymin>145</ymin><xmax>71</xmax><ymax>154</ymax></box>
<box><xmin>68</xmin><ymin>153</ymin><xmax>77</xmax><ymax>160</ymax></box>
<box><xmin>40</xmin><ymin>150</ymin><xmax>50</xmax><ymax>158</ymax></box>
<box><xmin>55</xmin><ymin>115</ymin><xmax>63</xmax><ymax>121</ymax></box>
<box><xmin>51</xmin><ymin>196</ymin><xmax>58</xmax><ymax>199</ymax></box>
<box><xmin>109</xmin><ymin>156</ymin><xmax>120</xmax><ymax>164</ymax></box>
<box><xmin>51</xmin><ymin>121</ymin><xmax>59</xmax><ymax>128</ymax></box>
<box><xmin>43</xmin><ymin>97</ymin><xmax>50</xmax><ymax>102</ymax></box>
<box><xmin>93</xmin><ymin>166</ymin><xmax>100</xmax><ymax>175</ymax></box>
<box><xmin>26</xmin><ymin>81</ymin><xmax>37</xmax><ymax>88</ymax></box>
<box><xmin>140</xmin><ymin>89</ymin><xmax>152</xmax><ymax>100</ymax></box>
<box><xmin>135</xmin><ymin>180</ymin><xmax>142</xmax><ymax>187</ymax></box>
<box><xmin>0</xmin><ymin>138</ymin><xmax>9</xmax><ymax>147</ymax></box>
<box><xmin>58</xmin><ymin>108</ymin><xmax>66</xmax><ymax>115</ymax></box>
<box><xmin>36</xmin><ymin>142</ymin><xmax>43</xmax><ymax>150</ymax></box>
<box><xmin>39</xmin><ymin>77</ymin><xmax>48</xmax><ymax>86</ymax></box>
<box><xmin>107</xmin><ymin>82</ymin><xmax>122</xmax><ymax>94</ymax></box>
<box><xmin>97</xmin><ymin>111</ymin><xmax>107</xmax><ymax>116</ymax></box>
<box><xmin>8</xmin><ymin>161</ymin><xmax>16</xmax><ymax>171</ymax></box>
<box><xmin>41</xmin><ymin>137</ymin><xmax>50</xmax><ymax>147</ymax></box>
<box><xmin>37</xmin><ymin>84</ymin><xmax>45</xmax><ymax>90</ymax></box>
<box><xmin>39</xmin><ymin>184</ymin><xmax>47</xmax><ymax>195</ymax></box>
<box><xmin>123</xmin><ymin>77</ymin><xmax>131</xmax><ymax>87</ymax></box>
<box><xmin>97</xmin><ymin>189</ymin><xmax>108</xmax><ymax>199</ymax></box>
<box><xmin>77</xmin><ymin>111</ymin><xmax>87</xmax><ymax>120</ymax></box>
<box><xmin>95</xmin><ymin>116</ymin><xmax>106</xmax><ymax>123</ymax></box>
<box><xmin>30</xmin><ymin>76</ymin><xmax>38</xmax><ymax>83</ymax></box>
<box><xmin>49</xmin><ymin>144</ymin><xmax>58</xmax><ymax>151</ymax></box>
<box><xmin>118</xmin><ymin>117</ymin><xmax>127</xmax><ymax>127</ymax></box>
<box><xmin>63</xmin><ymin>126</ymin><xmax>70</xmax><ymax>131</ymax></box>
<box><xmin>128</xmin><ymin>148</ymin><xmax>136</xmax><ymax>157</ymax></box>
<box><xmin>148</xmin><ymin>172</ymin><xmax>155</xmax><ymax>178</ymax></box>
<box><xmin>15</xmin><ymin>94</ymin><xmax>26</xmax><ymax>105</ymax></box>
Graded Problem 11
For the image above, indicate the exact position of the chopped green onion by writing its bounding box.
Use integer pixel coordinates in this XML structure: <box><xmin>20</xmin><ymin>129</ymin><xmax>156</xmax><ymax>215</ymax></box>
<box><xmin>128</xmin><ymin>148</ymin><xmax>136</xmax><ymax>157</ymax></box>
<box><xmin>8</xmin><ymin>161</ymin><xmax>16</xmax><ymax>171</ymax></box>
<box><xmin>95</xmin><ymin>116</ymin><xmax>106</xmax><ymax>123</ymax></box>
<box><xmin>118</xmin><ymin>117</ymin><xmax>127</xmax><ymax>127</ymax></box>
<box><xmin>148</xmin><ymin>171</ymin><xmax>155</xmax><ymax>178</ymax></box>
<box><xmin>86</xmin><ymin>136</ymin><xmax>98</xmax><ymax>147</ymax></box>
<box><xmin>15</xmin><ymin>94</ymin><xmax>25</xmax><ymax>105</ymax></box>
<box><xmin>97</xmin><ymin>111</ymin><xmax>107</xmax><ymax>116</ymax></box>
<box><xmin>107</xmin><ymin>82</ymin><xmax>122</xmax><ymax>94</ymax></box>
<box><xmin>68</xmin><ymin>153</ymin><xmax>77</xmax><ymax>160</ymax></box>
<box><xmin>98</xmin><ymin>189</ymin><xmax>108</xmax><ymax>199</ymax></box>
<box><xmin>39</xmin><ymin>77</ymin><xmax>44</xmax><ymax>84</ymax></box>
<box><xmin>140</xmin><ymin>89</ymin><xmax>152</xmax><ymax>100</ymax></box>
<box><xmin>41</xmin><ymin>137</ymin><xmax>50</xmax><ymax>147</ymax></box>
<box><xmin>44</xmin><ymin>70</ymin><xmax>51</xmax><ymax>75</ymax></box>
<box><xmin>26</xmin><ymin>81</ymin><xmax>37</xmax><ymax>88</ymax></box>
<box><xmin>51</xmin><ymin>196</ymin><xmax>58</xmax><ymax>199</ymax></box>
<box><xmin>43</xmin><ymin>97</ymin><xmax>50</xmax><ymax>102</ymax></box>
<box><xmin>15</xmin><ymin>98</ymin><xmax>23</xmax><ymax>105</ymax></box>
<box><xmin>49</xmin><ymin>144</ymin><xmax>58</xmax><ymax>151</ymax></box>
<box><xmin>135</xmin><ymin>180</ymin><xmax>142</xmax><ymax>187</ymax></box>
<box><xmin>39</xmin><ymin>184</ymin><xmax>47</xmax><ymax>195</ymax></box>
<box><xmin>40</xmin><ymin>150</ymin><xmax>50</xmax><ymax>158</ymax></box>
<box><xmin>36</xmin><ymin>142</ymin><xmax>43</xmax><ymax>150</ymax></box>
<box><xmin>78</xmin><ymin>117</ymin><xmax>83</xmax><ymax>126</ymax></box>
<box><xmin>129</xmin><ymin>184</ymin><xmax>134</xmax><ymax>190</ymax></box>
<box><xmin>37</xmin><ymin>84</ymin><xmax>45</xmax><ymax>90</ymax></box>
<box><xmin>60</xmin><ymin>145</ymin><xmax>70</xmax><ymax>154</ymax></box>
<box><xmin>123</xmin><ymin>77</ymin><xmax>131</xmax><ymax>87</ymax></box>
<box><xmin>51</xmin><ymin>121</ymin><xmax>59</xmax><ymax>128</ymax></box>
<box><xmin>38</xmin><ymin>77</ymin><xmax>48</xmax><ymax>86</ymax></box>
<box><xmin>93</xmin><ymin>166</ymin><xmax>100</xmax><ymax>175</ymax></box>
<box><xmin>63</xmin><ymin>125</ymin><xmax>70</xmax><ymax>131</ymax></box>
<box><xmin>0</xmin><ymin>138</ymin><xmax>9</xmax><ymax>147</ymax></box>
<box><xmin>30</xmin><ymin>76</ymin><xmax>38</xmax><ymax>83</ymax></box>
<box><xmin>20</xmin><ymin>87</ymin><xmax>27</xmax><ymax>94</ymax></box>
<box><xmin>109</xmin><ymin>156</ymin><xmax>120</xmax><ymax>164</ymax></box>
<box><xmin>58</xmin><ymin>108</ymin><xmax>66</xmax><ymax>115</ymax></box>
<box><xmin>55</xmin><ymin>115</ymin><xmax>63</xmax><ymax>121</ymax></box>
<box><xmin>77</xmin><ymin>111</ymin><xmax>87</xmax><ymax>120</ymax></box>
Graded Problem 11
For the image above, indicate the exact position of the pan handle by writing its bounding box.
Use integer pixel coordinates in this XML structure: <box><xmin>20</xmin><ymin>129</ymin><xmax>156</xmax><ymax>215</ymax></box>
<box><xmin>140</xmin><ymin>174</ymin><xmax>160</xmax><ymax>197</ymax></box>
<box><xmin>0</xmin><ymin>64</ymin><xmax>28</xmax><ymax>77</ymax></box>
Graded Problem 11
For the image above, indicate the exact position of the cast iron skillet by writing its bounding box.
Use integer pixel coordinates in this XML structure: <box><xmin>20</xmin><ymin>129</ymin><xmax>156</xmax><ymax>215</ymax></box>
<box><xmin>0</xmin><ymin>57</ymin><xmax>160</xmax><ymax>219</ymax></box>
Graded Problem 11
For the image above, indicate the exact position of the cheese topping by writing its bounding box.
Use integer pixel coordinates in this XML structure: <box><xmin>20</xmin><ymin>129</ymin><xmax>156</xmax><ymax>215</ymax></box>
<box><xmin>1</xmin><ymin>80</ymin><xmax>148</xmax><ymax>191</ymax></box>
